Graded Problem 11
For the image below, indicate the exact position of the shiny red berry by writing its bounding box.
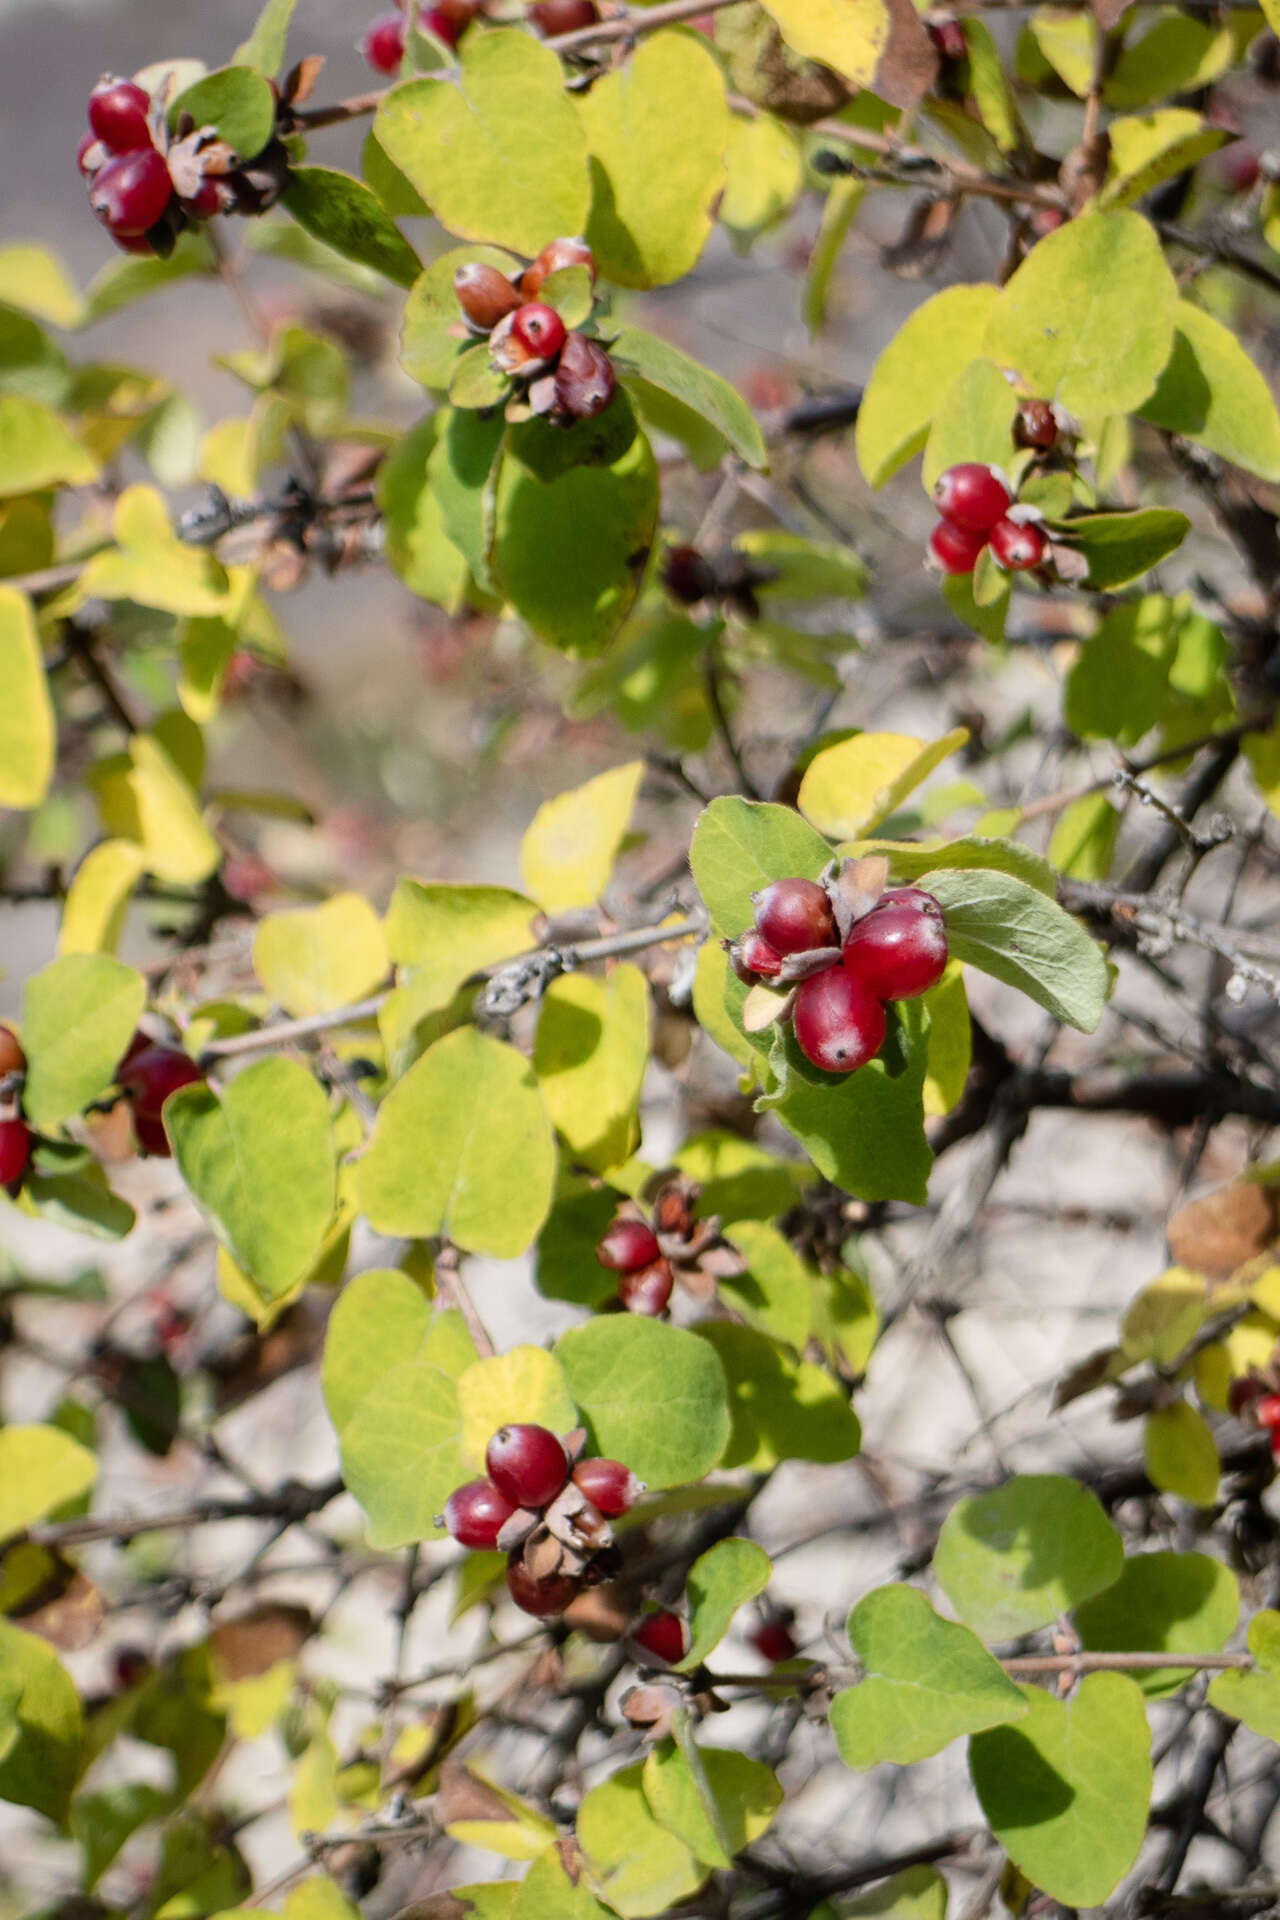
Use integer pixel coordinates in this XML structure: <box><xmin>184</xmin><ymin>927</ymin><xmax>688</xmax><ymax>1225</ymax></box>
<box><xmin>89</xmin><ymin>148</ymin><xmax>173</xmax><ymax>235</ymax></box>
<box><xmin>455</xmin><ymin>262</ymin><xmax>522</xmax><ymax>331</ymax></box>
<box><xmin>530</xmin><ymin>0</ymin><xmax>600</xmax><ymax>31</ymax></box>
<box><xmin>509</xmin><ymin>302</ymin><xmax>567</xmax><ymax>361</ymax></box>
<box><xmin>361</xmin><ymin>12</ymin><xmax>407</xmax><ymax>72</ymax></box>
<box><xmin>88</xmin><ymin>78</ymin><xmax>153</xmax><ymax>153</ymax></box>
<box><xmin>1256</xmin><ymin>1392</ymin><xmax>1280</xmax><ymax>1429</ymax></box>
<box><xmin>753</xmin><ymin>877</ymin><xmax>837</xmax><ymax>956</ymax></box>
<box><xmin>596</xmin><ymin>1218</ymin><xmax>661</xmax><ymax>1273</ymax></box>
<box><xmin>485</xmin><ymin>1424</ymin><xmax>569</xmax><ymax>1509</ymax></box>
<box><xmin>553</xmin><ymin>331</ymin><xmax>615</xmax><ymax>420</ymax></box>
<box><xmin>506</xmin><ymin>1552</ymin><xmax>582</xmax><ymax>1616</ymax></box>
<box><xmin>618</xmin><ymin>1258</ymin><xmax>674</xmax><ymax>1316</ymax></box>
<box><xmin>752</xmin><ymin>1619</ymin><xmax>798</xmax><ymax>1663</ymax></box>
<box><xmin>1016</xmin><ymin>400</ymin><xmax>1058</xmax><ymax>451</ymax></box>
<box><xmin>443</xmin><ymin>1478</ymin><xmax>518</xmax><ymax>1549</ymax></box>
<box><xmin>0</xmin><ymin>1118</ymin><xmax>31</xmax><ymax>1190</ymax></box>
<box><xmin>843</xmin><ymin>895</ymin><xmax>948</xmax><ymax>1001</ymax></box>
<box><xmin>928</xmin><ymin>520</ymin><xmax>987</xmax><ymax>575</ymax></box>
<box><xmin>633</xmin><ymin>1610</ymin><xmax>687</xmax><ymax>1665</ymax></box>
<box><xmin>792</xmin><ymin>966</ymin><xmax>886</xmax><ymax>1074</ymax></box>
<box><xmin>521</xmin><ymin>235</ymin><xmax>597</xmax><ymax>301</ymax></box>
<box><xmin>933</xmin><ymin>463</ymin><xmax>1010</xmax><ymax>534</ymax></box>
<box><xmin>988</xmin><ymin>517</ymin><xmax>1046</xmax><ymax>571</ymax></box>
<box><xmin>119</xmin><ymin>1044</ymin><xmax>204</xmax><ymax>1121</ymax></box>
<box><xmin>728</xmin><ymin>931</ymin><xmax>785</xmax><ymax>983</ymax></box>
<box><xmin>0</xmin><ymin>1029</ymin><xmax>25</xmax><ymax>1081</ymax></box>
<box><xmin>572</xmin><ymin>1457</ymin><xmax>644</xmax><ymax>1516</ymax></box>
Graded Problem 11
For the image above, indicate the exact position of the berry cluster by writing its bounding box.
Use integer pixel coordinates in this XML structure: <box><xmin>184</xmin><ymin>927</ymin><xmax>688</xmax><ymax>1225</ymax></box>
<box><xmin>441</xmin><ymin>1422</ymin><xmax>643</xmax><ymax>1617</ymax></box>
<box><xmin>78</xmin><ymin>74</ymin><xmax>287</xmax><ymax>256</ymax></box>
<box><xmin>729</xmin><ymin>868</ymin><xmax>948</xmax><ymax>1075</ymax></box>
<box><xmin>454</xmin><ymin>238</ymin><xmax>616</xmax><ymax>424</ymax></box>
<box><xmin>0</xmin><ymin>1027</ymin><xmax>32</xmax><ymax>1199</ymax></box>
<box><xmin>927</xmin><ymin>463</ymin><xmax>1046</xmax><ymax>579</ymax></box>
<box><xmin>595</xmin><ymin>1176</ymin><xmax>735</xmax><ymax>1318</ymax></box>
<box><xmin>115</xmin><ymin>1030</ymin><xmax>204</xmax><ymax>1158</ymax></box>
<box><xmin>597</xmin><ymin>1215</ymin><xmax>673</xmax><ymax>1315</ymax></box>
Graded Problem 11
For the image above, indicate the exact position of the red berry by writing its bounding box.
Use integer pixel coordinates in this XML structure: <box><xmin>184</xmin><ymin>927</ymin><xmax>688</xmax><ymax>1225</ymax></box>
<box><xmin>1256</xmin><ymin>1393</ymin><xmax>1280</xmax><ymax>1429</ymax></box>
<box><xmin>596</xmin><ymin>1218</ymin><xmax>661</xmax><ymax>1273</ymax></box>
<box><xmin>361</xmin><ymin>13</ymin><xmax>407</xmax><ymax>73</ymax></box>
<box><xmin>1016</xmin><ymin>400</ymin><xmax>1058</xmax><ymax>451</ymax></box>
<box><xmin>927</xmin><ymin>17</ymin><xmax>967</xmax><ymax>60</ymax></box>
<box><xmin>663</xmin><ymin>545</ymin><xmax>716</xmax><ymax>604</ymax></box>
<box><xmin>110</xmin><ymin>230</ymin><xmax>159</xmax><ymax>255</ymax></box>
<box><xmin>753</xmin><ymin>877</ymin><xmax>837</xmax><ymax>956</ymax></box>
<box><xmin>0</xmin><ymin>1118</ymin><xmax>31</xmax><ymax>1191</ymax></box>
<box><xmin>752</xmin><ymin>1620</ymin><xmax>798</xmax><ymax>1663</ymax></box>
<box><xmin>133</xmin><ymin>1111</ymin><xmax>171</xmax><ymax>1155</ymax></box>
<box><xmin>0</xmin><ymin>1028</ymin><xmax>25</xmax><ymax>1081</ymax></box>
<box><xmin>509</xmin><ymin>302</ymin><xmax>567</xmax><ymax>362</ymax></box>
<box><xmin>443</xmin><ymin>1478</ymin><xmax>518</xmax><ymax>1549</ymax></box>
<box><xmin>88</xmin><ymin>78</ymin><xmax>153</xmax><ymax>153</ymax></box>
<box><xmin>618</xmin><ymin>1258</ymin><xmax>674</xmax><ymax>1316</ymax></box>
<box><xmin>521</xmin><ymin>235</ymin><xmax>597</xmax><ymax>301</ymax></box>
<box><xmin>506</xmin><ymin>1552</ymin><xmax>582</xmax><ymax>1616</ymax></box>
<box><xmin>1030</xmin><ymin>208</ymin><xmax>1065</xmax><ymax>237</ymax></box>
<box><xmin>530</xmin><ymin>0</ymin><xmax>600</xmax><ymax>31</ymax></box>
<box><xmin>119</xmin><ymin>1045</ymin><xmax>204</xmax><ymax>1122</ymax></box>
<box><xmin>573</xmin><ymin>1457</ymin><xmax>644</xmax><ymax>1516</ymax></box>
<box><xmin>179</xmin><ymin>177</ymin><xmax>230</xmax><ymax>219</ymax></box>
<box><xmin>1271</xmin><ymin>1427</ymin><xmax>1280</xmax><ymax>1460</ymax></box>
<box><xmin>633</xmin><ymin>1610</ymin><xmax>687</xmax><ymax>1665</ymax></box>
<box><xmin>729</xmin><ymin>930</ymin><xmax>785</xmax><ymax>982</ymax></box>
<box><xmin>553</xmin><ymin>332</ymin><xmax>615</xmax><ymax>420</ymax></box>
<box><xmin>485</xmin><ymin>1424</ymin><xmax>569</xmax><ymax>1509</ymax></box>
<box><xmin>988</xmin><ymin>517</ymin><xmax>1046</xmax><ymax>572</ymax></box>
<box><xmin>792</xmin><ymin>966</ymin><xmax>886</xmax><ymax>1074</ymax></box>
<box><xmin>455</xmin><ymin>262</ymin><xmax>522</xmax><ymax>331</ymax></box>
<box><xmin>423</xmin><ymin>2</ymin><xmax>471</xmax><ymax>45</ymax></box>
<box><xmin>933</xmin><ymin>463</ymin><xmax>1010</xmax><ymax>534</ymax></box>
<box><xmin>928</xmin><ymin>520</ymin><xmax>987</xmax><ymax>575</ymax></box>
<box><xmin>1218</xmin><ymin>143</ymin><xmax>1262</xmax><ymax>193</ymax></box>
<box><xmin>843</xmin><ymin>896</ymin><xmax>948</xmax><ymax>1001</ymax></box>
<box><xmin>89</xmin><ymin>149</ymin><xmax>173</xmax><ymax>235</ymax></box>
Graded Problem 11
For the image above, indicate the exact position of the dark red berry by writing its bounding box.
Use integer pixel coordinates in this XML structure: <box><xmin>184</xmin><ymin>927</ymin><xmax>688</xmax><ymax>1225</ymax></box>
<box><xmin>928</xmin><ymin>520</ymin><xmax>987</xmax><ymax>575</ymax></box>
<box><xmin>663</xmin><ymin>545</ymin><xmax>716</xmax><ymax>604</ymax></box>
<box><xmin>792</xmin><ymin>966</ymin><xmax>886</xmax><ymax>1074</ymax></box>
<box><xmin>618</xmin><ymin>1258</ymin><xmax>674</xmax><ymax>1316</ymax></box>
<box><xmin>0</xmin><ymin>1118</ymin><xmax>31</xmax><ymax>1191</ymax></box>
<box><xmin>728</xmin><ymin>930</ymin><xmax>785</xmax><ymax>983</ymax></box>
<box><xmin>1218</xmin><ymin>143</ymin><xmax>1262</xmax><ymax>193</ymax></box>
<box><xmin>110</xmin><ymin>230</ymin><xmax>159</xmax><ymax>255</ymax></box>
<box><xmin>443</xmin><ymin>1478</ymin><xmax>518</xmax><ymax>1549</ymax></box>
<box><xmin>361</xmin><ymin>13</ymin><xmax>407</xmax><ymax>73</ymax></box>
<box><xmin>133</xmin><ymin>1110</ymin><xmax>170</xmax><ymax>1155</ymax></box>
<box><xmin>633</xmin><ymin>1610</ymin><xmax>687</xmax><ymax>1665</ymax></box>
<box><xmin>843</xmin><ymin>897</ymin><xmax>948</xmax><ymax>1001</ymax></box>
<box><xmin>1256</xmin><ymin>1392</ymin><xmax>1280</xmax><ymax>1429</ymax></box>
<box><xmin>753</xmin><ymin>877</ymin><xmax>837</xmax><ymax>956</ymax></box>
<box><xmin>509</xmin><ymin>302</ymin><xmax>567</xmax><ymax>361</ymax></box>
<box><xmin>573</xmin><ymin>1457</ymin><xmax>644</xmax><ymax>1516</ymax></box>
<box><xmin>988</xmin><ymin>517</ymin><xmax>1046</xmax><ymax>572</ymax></box>
<box><xmin>752</xmin><ymin>1620</ymin><xmax>798</xmax><ymax>1663</ymax></box>
<box><xmin>423</xmin><ymin>2</ymin><xmax>473</xmax><ymax>45</ymax></box>
<box><xmin>0</xmin><ymin>1028</ymin><xmax>25</xmax><ymax>1081</ymax></box>
<box><xmin>553</xmin><ymin>332</ymin><xmax>615</xmax><ymax>420</ymax></box>
<box><xmin>485</xmin><ymin>1424</ymin><xmax>569</xmax><ymax>1509</ymax></box>
<box><xmin>119</xmin><ymin>1045</ymin><xmax>204</xmax><ymax>1122</ymax></box>
<box><xmin>113</xmin><ymin>1647</ymin><xmax>150</xmax><ymax>1689</ymax></box>
<box><xmin>506</xmin><ymin>1552</ymin><xmax>582</xmax><ymax>1616</ymax></box>
<box><xmin>596</xmin><ymin>1218</ymin><xmax>661</xmax><ymax>1273</ymax></box>
<box><xmin>455</xmin><ymin>262</ymin><xmax>522</xmax><ymax>331</ymax></box>
<box><xmin>1016</xmin><ymin>400</ymin><xmax>1058</xmax><ymax>451</ymax></box>
<box><xmin>88</xmin><ymin>78</ymin><xmax>153</xmax><ymax>153</ymax></box>
<box><xmin>933</xmin><ymin>463</ymin><xmax>1010</xmax><ymax>534</ymax></box>
<box><xmin>89</xmin><ymin>149</ymin><xmax>173</xmax><ymax>235</ymax></box>
<box><xmin>179</xmin><ymin>177</ymin><xmax>230</xmax><ymax>219</ymax></box>
<box><xmin>530</xmin><ymin>0</ymin><xmax>600</xmax><ymax>31</ymax></box>
<box><xmin>927</xmin><ymin>17</ymin><xmax>967</xmax><ymax>60</ymax></box>
<box><xmin>522</xmin><ymin>235</ymin><xmax>597</xmax><ymax>301</ymax></box>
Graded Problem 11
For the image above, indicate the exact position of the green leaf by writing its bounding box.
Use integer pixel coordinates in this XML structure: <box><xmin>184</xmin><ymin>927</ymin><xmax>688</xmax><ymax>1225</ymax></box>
<box><xmin>1099</xmin><ymin>109</ymin><xmax>1230</xmax><ymax>213</ymax></box>
<box><xmin>964</xmin><ymin>19</ymin><xmax>1023</xmax><ymax>151</ymax></box>
<box><xmin>721</xmin><ymin>110</ymin><xmax>803</xmax><ymax>240</ymax></box>
<box><xmin>855</xmin><ymin>285</ymin><xmax>998</xmax><ymax>487</ymax></box>
<box><xmin>0</xmin><ymin>1425</ymin><xmax>97</xmax><ymax>1543</ymax></box>
<box><xmin>576</xmin><ymin>1762</ymin><xmax>708</xmax><ymax>1917</ymax></box>
<box><xmin>765</xmin><ymin>1025</ymin><xmax>933</xmax><ymax>1205</ymax></box>
<box><xmin>1061</xmin><ymin>507</ymin><xmax>1191</xmax><ymax>590</ymax></box>
<box><xmin>612</xmin><ymin>325</ymin><xmax>765</xmax><ymax>469</ymax></box>
<box><xmin>374</xmin><ymin>32</ymin><xmax>590</xmax><ymax>254</ymax></box>
<box><xmin>851</xmin><ymin>834</ymin><xmax>1057</xmax><ymax>896</ymax></box>
<box><xmin>840</xmin><ymin>1867</ymin><xmax>949</xmax><ymax>1920</ymax></box>
<box><xmin>282</xmin><ymin>169</ymin><xmax>421</xmax><ymax>290</ymax></box>
<box><xmin>0</xmin><ymin>245</ymin><xmax>82</xmax><ymax>328</ymax></box>
<box><xmin>167</xmin><ymin>1058</ymin><xmax>336</xmax><ymax>1302</ymax></box>
<box><xmin>73</xmin><ymin>1783</ymin><xmax>170</xmax><ymax>1892</ymax></box>
<box><xmin>1139</xmin><ymin>298</ymin><xmax>1280</xmax><ymax>482</ymax></box>
<box><xmin>338</xmin><ymin>1357</ymin><xmax>464</xmax><ymax>1550</ymax></box>
<box><xmin>402</xmin><ymin>247</ymin><xmax>522</xmax><ymax>391</ymax></box>
<box><xmin>323</xmin><ymin>1274</ymin><xmax>473</xmax><ymax>1438</ymax></box>
<box><xmin>934</xmin><ymin>1474</ymin><xmax>1124</xmax><ymax>1640</ymax></box>
<box><xmin>79</xmin><ymin>483</ymin><xmax>230</xmax><ymax>616</ymax></box>
<box><xmin>689</xmin><ymin>796</ymin><xmax>832</xmax><ymax>938</ymax></box>
<box><xmin>1048</xmin><ymin>791</ymin><xmax>1120</xmax><ymax>881</ymax></box>
<box><xmin>720</xmin><ymin>1220</ymin><xmax>812</xmax><ymax>1348</ymax></box>
<box><xmin>21</xmin><ymin>953</ymin><xmax>146</xmax><ymax>1131</ymax></box>
<box><xmin>0</xmin><ymin>587</ymin><xmax>53</xmax><ymax>808</ymax></box>
<box><xmin>443</xmin><ymin>1770</ymin><xmax>559</xmax><ymax>1862</ymax></box>
<box><xmin>673</xmin><ymin>1131</ymin><xmax>813</xmax><ymax>1225</ymax></box>
<box><xmin>941</xmin><ymin>565</ymin><xmax>1010</xmax><ymax>643</ymax></box>
<box><xmin>22</xmin><ymin>1163</ymin><xmax>137</xmax><ymax>1242</ymax></box>
<box><xmin>677</xmin><ymin>1537</ymin><xmax>771</xmax><ymax>1670</ymax></box>
<box><xmin>382</xmin><ymin>880</ymin><xmax>538</xmax><ymax>1052</ymax></box>
<box><xmin>982</xmin><ymin>212</ymin><xmax>1177</xmax><ymax>416</ymax></box>
<box><xmin>79</xmin><ymin>230</ymin><xmax>216</xmax><ymax>328</ymax></box>
<box><xmin>0</xmin><ymin>393</ymin><xmax>98</xmax><ymax>494</ymax></box>
<box><xmin>1075</xmin><ymin>1551</ymin><xmax>1238</xmax><ymax>1697</ymax></box>
<box><xmin>0</xmin><ymin>1621</ymin><xmax>83</xmax><ymax>1824</ymax></box>
<box><xmin>733</xmin><ymin>530</ymin><xmax>867</xmax><ymax>601</ymax></box>
<box><xmin>1208</xmin><ymin>1610</ymin><xmax>1280</xmax><ymax>1742</ymax></box>
<box><xmin>1144</xmin><ymin>1401</ymin><xmax>1219</xmax><ymax>1507</ymax></box>
<box><xmin>969</xmin><ymin>1674</ymin><xmax>1152</xmax><ymax>1907</ymax></box>
<box><xmin>253</xmin><ymin>893</ymin><xmax>388</xmax><ymax>1017</ymax></box>
<box><xmin>354</xmin><ymin>1027</ymin><xmax>555</xmax><ymax>1257</ymax></box>
<box><xmin>235</xmin><ymin>0</ymin><xmax>299</xmax><ymax>73</ymax></box>
<box><xmin>577</xmin><ymin>33</ymin><xmax>728</xmax><ymax>288</ymax></box>
<box><xmin>512</xmin><ymin>1852</ymin><xmax>607</xmax><ymax>1920</ymax></box>
<box><xmin>1104</xmin><ymin>13</ymin><xmax>1236</xmax><ymax>109</ymax></box>
<box><xmin>1065</xmin><ymin>595</ymin><xmax>1180</xmax><ymax>744</ymax></box>
<box><xmin>555</xmin><ymin>1316</ymin><xmax>731</xmax><ymax>1489</ymax></box>
<box><xmin>832</xmin><ymin>1584</ymin><xmax>1028</xmax><ymax>1768</ymax></box>
<box><xmin>797</xmin><ymin>729</ymin><xmax>967</xmax><ymax>840</ymax></box>
<box><xmin>922</xmin><ymin>963</ymin><xmax>971</xmax><ymax>1116</ymax></box>
<box><xmin>922</xmin><ymin>358</ymin><xmax>1018</xmax><ymax>492</ymax></box>
<box><xmin>642</xmin><ymin>1741</ymin><xmax>781</xmax><ymax>1867</ymax></box>
<box><xmin>696</xmin><ymin>1322</ymin><xmax>860</xmax><ymax>1470</ymax></box>
<box><xmin>534</xmin><ymin>965</ymin><xmax>650</xmax><ymax>1172</ymax></box>
<box><xmin>759</xmin><ymin>0</ymin><xmax>890</xmax><ymax>87</ymax></box>
<box><xmin>378</xmin><ymin>416</ymin><xmax>470</xmax><ymax>610</ymax></box>
<box><xmin>520</xmin><ymin>761</ymin><xmax>644</xmax><ymax>912</ymax></box>
<box><xmin>169</xmin><ymin>66</ymin><xmax>276</xmax><ymax>160</ymax></box>
<box><xmin>456</xmin><ymin>1346</ymin><xmax>578</xmax><ymax>1469</ymax></box>
<box><xmin>57</xmin><ymin>840</ymin><xmax>147</xmax><ymax>957</ymax></box>
<box><xmin>922</xmin><ymin>867</ymin><xmax>1109</xmax><ymax>1032</ymax></box>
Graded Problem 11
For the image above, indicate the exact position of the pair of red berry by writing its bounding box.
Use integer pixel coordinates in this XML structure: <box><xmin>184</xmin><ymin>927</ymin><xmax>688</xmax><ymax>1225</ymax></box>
<box><xmin>927</xmin><ymin>463</ymin><xmax>1046</xmax><ymax>578</ymax></box>
<box><xmin>455</xmin><ymin>238</ymin><xmax>616</xmax><ymax>423</ymax></box>
<box><xmin>0</xmin><ymin>1028</ymin><xmax>31</xmax><ymax>1196</ymax></box>
<box><xmin>78</xmin><ymin>78</ymin><xmax>182</xmax><ymax>253</ymax></box>
<box><xmin>733</xmin><ymin>878</ymin><xmax>948</xmax><ymax>1074</ymax></box>
<box><xmin>116</xmin><ymin>1031</ymin><xmax>204</xmax><ymax>1158</ymax></box>
<box><xmin>595</xmin><ymin>1216</ymin><xmax>674</xmax><ymax>1316</ymax></box>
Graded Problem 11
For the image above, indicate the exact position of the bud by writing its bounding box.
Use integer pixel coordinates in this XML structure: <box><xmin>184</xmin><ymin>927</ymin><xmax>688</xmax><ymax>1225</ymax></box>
<box><xmin>455</xmin><ymin>261</ymin><xmax>522</xmax><ymax>331</ymax></box>
<box><xmin>553</xmin><ymin>330</ymin><xmax>616</xmax><ymax>419</ymax></box>
<box><xmin>522</xmin><ymin>234</ymin><xmax>597</xmax><ymax>300</ymax></box>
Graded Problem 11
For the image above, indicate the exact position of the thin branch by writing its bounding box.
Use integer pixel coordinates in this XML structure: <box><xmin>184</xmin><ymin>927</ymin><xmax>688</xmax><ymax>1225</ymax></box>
<box><xmin>29</xmin><ymin>1473</ymin><xmax>344</xmax><ymax>1549</ymax></box>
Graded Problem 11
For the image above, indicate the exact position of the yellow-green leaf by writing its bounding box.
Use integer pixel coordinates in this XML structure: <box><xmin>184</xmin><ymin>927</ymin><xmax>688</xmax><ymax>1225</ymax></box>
<box><xmin>520</xmin><ymin>761</ymin><xmax>644</xmax><ymax>912</ymax></box>
<box><xmin>797</xmin><ymin>728</ymin><xmax>967</xmax><ymax>839</ymax></box>
<box><xmin>58</xmin><ymin>840</ymin><xmax>147</xmax><ymax>956</ymax></box>
<box><xmin>0</xmin><ymin>1425</ymin><xmax>98</xmax><ymax>1543</ymax></box>
<box><xmin>759</xmin><ymin>0</ymin><xmax>890</xmax><ymax>87</ymax></box>
<box><xmin>254</xmin><ymin>893</ymin><xmax>389</xmax><ymax>1017</ymax></box>
<box><xmin>0</xmin><ymin>394</ymin><xmax>98</xmax><ymax>494</ymax></box>
<box><xmin>456</xmin><ymin>1346</ymin><xmax>578</xmax><ymax>1470</ymax></box>
<box><xmin>0</xmin><ymin>587</ymin><xmax>54</xmax><ymax>808</ymax></box>
<box><xmin>1144</xmin><ymin>1401</ymin><xmax>1219</xmax><ymax>1507</ymax></box>
<box><xmin>534</xmin><ymin>964</ymin><xmax>650</xmax><ymax>1172</ymax></box>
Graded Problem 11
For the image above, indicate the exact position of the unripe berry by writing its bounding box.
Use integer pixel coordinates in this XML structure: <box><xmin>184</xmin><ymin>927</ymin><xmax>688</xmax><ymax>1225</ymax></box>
<box><xmin>572</xmin><ymin>1457</ymin><xmax>644</xmax><ymax>1516</ymax></box>
<box><xmin>663</xmin><ymin>544</ymin><xmax>716</xmax><ymax>604</ymax></box>
<box><xmin>443</xmin><ymin>1477</ymin><xmax>518</xmax><ymax>1548</ymax></box>
<box><xmin>361</xmin><ymin>13</ymin><xmax>407</xmax><ymax>73</ymax></box>
<box><xmin>1016</xmin><ymin>400</ymin><xmax>1058</xmax><ymax>451</ymax></box>
<box><xmin>553</xmin><ymin>331</ymin><xmax>615</xmax><ymax>420</ymax></box>
<box><xmin>933</xmin><ymin>463</ymin><xmax>1010</xmax><ymax>534</ymax></box>
<box><xmin>89</xmin><ymin>149</ymin><xmax>173</xmax><ymax>235</ymax></box>
<box><xmin>0</xmin><ymin>1118</ymin><xmax>31</xmax><ymax>1191</ymax></box>
<box><xmin>455</xmin><ymin>262</ymin><xmax>522</xmax><ymax>331</ymax></box>
<box><xmin>988</xmin><ymin>516</ymin><xmax>1046</xmax><ymax>572</ymax></box>
<box><xmin>485</xmin><ymin>1423</ymin><xmax>569</xmax><ymax>1509</ymax></box>
<box><xmin>506</xmin><ymin>1552</ymin><xmax>582</xmax><ymax>1616</ymax></box>
<box><xmin>509</xmin><ymin>302</ymin><xmax>567</xmax><ymax>362</ymax></box>
<box><xmin>752</xmin><ymin>877</ymin><xmax>837</xmax><ymax>956</ymax></box>
<box><xmin>0</xmin><ymin>1028</ymin><xmax>25</xmax><ymax>1081</ymax></box>
<box><xmin>633</xmin><ymin>1609</ymin><xmax>687</xmax><ymax>1665</ymax></box>
<box><xmin>843</xmin><ymin>894</ymin><xmax>948</xmax><ymax>1001</ymax></box>
<box><xmin>792</xmin><ymin>966</ymin><xmax>886</xmax><ymax>1074</ymax></box>
<box><xmin>530</xmin><ymin>0</ymin><xmax>600</xmax><ymax>32</ymax></box>
<box><xmin>596</xmin><ymin>1218</ymin><xmax>661</xmax><ymax>1273</ymax></box>
<box><xmin>728</xmin><ymin>930</ymin><xmax>785</xmax><ymax>982</ymax></box>
<box><xmin>522</xmin><ymin>235</ymin><xmax>597</xmax><ymax>301</ymax></box>
<box><xmin>618</xmin><ymin>1258</ymin><xmax>674</xmax><ymax>1316</ymax></box>
<box><xmin>752</xmin><ymin>1619</ymin><xmax>798</xmax><ymax>1663</ymax></box>
<box><xmin>88</xmin><ymin>78</ymin><xmax>153</xmax><ymax>153</ymax></box>
<box><xmin>928</xmin><ymin>520</ymin><xmax>987</xmax><ymax>575</ymax></box>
